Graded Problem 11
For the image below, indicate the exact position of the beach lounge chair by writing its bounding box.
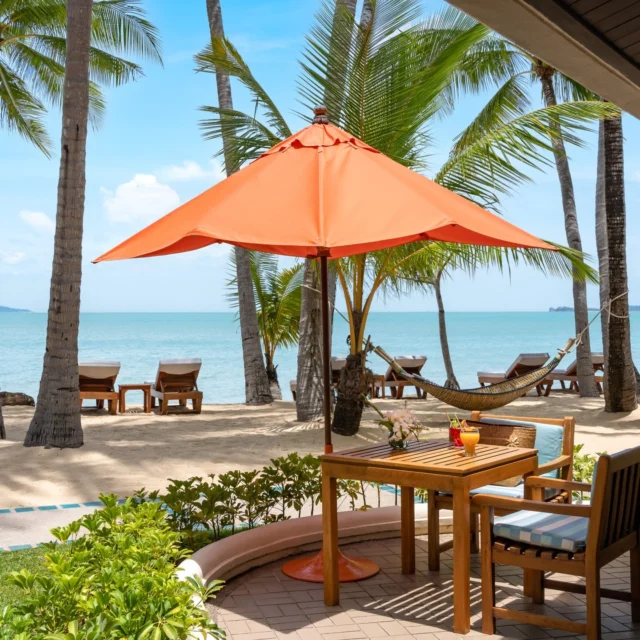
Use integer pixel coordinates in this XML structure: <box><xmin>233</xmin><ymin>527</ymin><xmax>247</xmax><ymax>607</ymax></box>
<box><xmin>477</xmin><ymin>352</ymin><xmax>549</xmax><ymax>396</ymax></box>
<box><xmin>427</xmin><ymin>411</ymin><xmax>575</xmax><ymax>570</ymax></box>
<box><xmin>476</xmin><ymin>445</ymin><xmax>640</xmax><ymax>639</ymax></box>
<box><xmin>290</xmin><ymin>357</ymin><xmax>347</xmax><ymax>401</ymax></box>
<box><xmin>149</xmin><ymin>358</ymin><xmax>203</xmax><ymax>415</ymax></box>
<box><xmin>542</xmin><ymin>352</ymin><xmax>605</xmax><ymax>395</ymax></box>
<box><xmin>79</xmin><ymin>361</ymin><xmax>120</xmax><ymax>415</ymax></box>
<box><xmin>372</xmin><ymin>356</ymin><xmax>427</xmax><ymax>399</ymax></box>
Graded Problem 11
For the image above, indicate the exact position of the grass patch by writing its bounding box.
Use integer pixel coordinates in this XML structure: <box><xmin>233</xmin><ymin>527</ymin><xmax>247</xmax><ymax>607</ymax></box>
<box><xmin>0</xmin><ymin>547</ymin><xmax>46</xmax><ymax>608</ymax></box>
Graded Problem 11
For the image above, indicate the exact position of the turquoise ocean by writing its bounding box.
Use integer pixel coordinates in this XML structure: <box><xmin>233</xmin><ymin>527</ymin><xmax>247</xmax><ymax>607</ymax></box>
<box><xmin>1</xmin><ymin>312</ymin><xmax>638</xmax><ymax>404</ymax></box>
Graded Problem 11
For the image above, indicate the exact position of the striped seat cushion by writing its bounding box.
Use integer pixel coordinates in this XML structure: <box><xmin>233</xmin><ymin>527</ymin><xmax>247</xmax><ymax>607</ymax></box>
<box><xmin>494</xmin><ymin>510</ymin><xmax>589</xmax><ymax>552</ymax></box>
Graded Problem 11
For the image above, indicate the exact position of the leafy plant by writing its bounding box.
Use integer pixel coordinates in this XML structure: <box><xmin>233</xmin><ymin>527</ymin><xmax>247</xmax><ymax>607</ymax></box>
<box><xmin>0</xmin><ymin>494</ymin><xmax>224</xmax><ymax>640</ymax></box>
<box><xmin>572</xmin><ymin>444</ymin><xmax>603</xmax><ymax>500</ymax></box>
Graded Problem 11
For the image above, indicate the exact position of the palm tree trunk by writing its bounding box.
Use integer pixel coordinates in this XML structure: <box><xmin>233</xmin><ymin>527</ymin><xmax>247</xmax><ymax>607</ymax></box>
<box><xmin>332</xmin><ymin>312</ymin><xmax>366</xmax><ymax>436</ymax></box>
<box><xmin>265</xmin><ymin>353</ymin><xmax>282</xmax><ymax>401</ymax></box>
<box><xmin>206</xmin><ymin>0</ymin><xmax>272</xmax><ymax>406</ymax></box>
<box><xmin>602</xmin><ymin>114</ymin><xmax>637</xmax><ymax>412</ymax></box>
<box><xmin>595</xmin><ymin>120</ymin><xmax>609</xmax><ymax>356</ymax></box>
<box><xmin>295</xmin><ymin>0</ymin><xmax>357</xmax><ymax>421</ymax></box>
<box><xmin>296</xmin><ymin>262</ymin><xmax>325</xmax><ymax>420</ymax></box>
<box><xmin>433</xmin><ymin>273</ymin><xmax>459</xmax><ymax>389</ymax></box>
<box><xmin>537</xmin><ymin>65</ymin><xmax>599</xmax><ymax>397</ymax></box>
<box><xmin>24</xmin><ymin>0</ymin><xmax>93</xmax><ymax>448</ymax></box>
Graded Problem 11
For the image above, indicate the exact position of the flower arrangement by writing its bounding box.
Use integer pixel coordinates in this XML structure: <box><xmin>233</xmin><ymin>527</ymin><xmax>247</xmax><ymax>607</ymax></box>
<box><xmin>368</xmin><ymin>400</ymin><xmax>426</xmax><ymax>449</ymax></box>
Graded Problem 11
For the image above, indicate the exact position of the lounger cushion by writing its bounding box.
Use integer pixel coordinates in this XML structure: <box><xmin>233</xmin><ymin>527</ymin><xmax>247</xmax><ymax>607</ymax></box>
<box><xmin>493</xmin><ymin>510</ymin><xmax>588</xmax><ymax>552</ymax></box>
<box><xmin>79</xmin><ymin>361</ymin><xmax>121</xmax><ymax>379</ymax></box>
<box><xmin>504</xmin><ymin>353</ymin><xmax>549</xmax><ymax>378</ymax></box>
<box><xmin>480</xmin><ymin>418</ymin><xmax>564</xmax><ymax>479</ymax></box>
<box><xmin>470</xmin><ymin>484</ymin><xmax>558</xmax><ymax>500</ymax></box>
<box><xmin>158</xmin><ymin>358</ymin><xmax>202</xmax><ymax>375</ymax></box>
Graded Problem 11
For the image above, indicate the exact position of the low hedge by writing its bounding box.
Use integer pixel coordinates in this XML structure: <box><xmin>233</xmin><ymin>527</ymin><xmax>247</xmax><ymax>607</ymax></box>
<box><xmin>0</xmin><ymin>495</ymin><xmax>224</xmax><ymax>640</ymax></box>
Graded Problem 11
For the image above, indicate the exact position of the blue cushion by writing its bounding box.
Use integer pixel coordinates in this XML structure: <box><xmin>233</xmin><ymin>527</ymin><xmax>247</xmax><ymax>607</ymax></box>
<box><xmin>494</xmin><ymin>510</ymin><xmax>588</xmax><ymax>553</ymax></box>
<box><xmin>470</xmin><ymin>484</ymin><xmax>559</xmax><ymax>500</ymax></box>
<box><xmin>480</xmin><ymin>418</ymin><xmax>564</xmax><ymax>478</ymax></box>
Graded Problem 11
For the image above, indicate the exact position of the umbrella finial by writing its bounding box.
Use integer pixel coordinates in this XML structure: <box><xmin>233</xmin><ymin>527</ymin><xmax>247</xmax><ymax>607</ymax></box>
<box><xmin>312</xmin><ymin>105</ymin><xmax>329</xmax><ymax>124</ymax></box>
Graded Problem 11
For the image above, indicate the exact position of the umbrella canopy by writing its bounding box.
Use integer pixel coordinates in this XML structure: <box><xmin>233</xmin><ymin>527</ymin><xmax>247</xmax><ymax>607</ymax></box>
<box><xmin>94</xmin><ymin>111</ymin><xmax>554</xmax><ymax>264</ymax></box>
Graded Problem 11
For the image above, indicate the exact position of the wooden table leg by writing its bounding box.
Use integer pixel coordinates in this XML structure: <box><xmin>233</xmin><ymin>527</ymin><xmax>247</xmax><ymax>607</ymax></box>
<box><xmin>401</xmin><ymin>486</ymin><xmax>415</xmax><ymax>574</ymax></box>
<box><xmin>452</xmin><ymin>481</ymin><xmax>471</xmax><ymax>634</ymax></box>
<box><xmin>144</xmin><ymin>389</ymin><xmax>151</xmax><ymax>413</ymax></box>
<box><xmin>322</xmin><ymin>473</ymin><xmax>339</xmax><ymax>606</ymax></box>
<box><xmin>119</xmin><ymin>389</ymin><xmax>125</xmax><ymax>413</ymax></box>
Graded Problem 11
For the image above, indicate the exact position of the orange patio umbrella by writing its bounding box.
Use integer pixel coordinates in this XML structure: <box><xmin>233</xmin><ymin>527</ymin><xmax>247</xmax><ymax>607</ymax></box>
<box><xmin>95</xmin><ymin>106</ymin><xmax>553</xmax><ymax>448</ymax></box>
<box><xmin>94</xmin><ymin>106</ymin><xmax>555</xmax><ymax>583</ymax></box>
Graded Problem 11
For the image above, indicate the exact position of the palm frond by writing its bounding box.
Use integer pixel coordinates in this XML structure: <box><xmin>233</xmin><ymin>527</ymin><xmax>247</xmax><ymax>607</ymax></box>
<box><xmin>195</xmin><ymin>37</ymin><xmax>291</xmax><ymax>142</ymax></box>
<box><xmin>90</xmin><ymin>0</ymin><xmax>162</xmax><ymax>62</ymax></box>
<box><xmin>0</xmin><ymin>58</ymin><xmax>51</xmax><ymax>155</ymax></box>
<box><xmin>437</xmin><ymin>100</ymin><xmax>621</xmax><ymax>209</ymax></box>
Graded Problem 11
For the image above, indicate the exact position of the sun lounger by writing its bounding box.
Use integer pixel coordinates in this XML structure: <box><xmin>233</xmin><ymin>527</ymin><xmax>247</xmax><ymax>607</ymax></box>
<box><xmin>79</xmin><ymin>361</ymin><xmax>120</xmax><ymax>415</ymax></box>
<box><xmin>477</xmin><ymin>352</ymin><xmax>549</xmax><ymax>396</ymax></box>
<box><xmin>542</xmin><ymin>352</ymin><xmax>605</xmax><ymax>395</ymax></box>
<box><xmin>372</xmin><ymin>355</ymin><xmax>428</xmax><ymax>399</ymax></box>
<box><xmin>149</xmin><ymin>358</ymin><xmax>203</xmax><ymax>415</ymax></box>
<box><xmin>290</xmin><ymin>357</ymin><xmax>347</xmax><ymax>401</ymax></box>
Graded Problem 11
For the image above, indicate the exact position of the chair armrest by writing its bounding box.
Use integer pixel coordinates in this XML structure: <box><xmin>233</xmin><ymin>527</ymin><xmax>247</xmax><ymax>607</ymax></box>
<box><xmin>525</xmin><ymin>476</ymin><xmax>592</xmax><ymax>493</ymax></box>
<box><xmin>472</xmin><ymin>494</ymin><xmax>592</xmax><ymax>517</ymax></box>
<box><xmin>534</xmin><ymin>454</ymin><xmax>572</xmax><ymax>477</ymax></box>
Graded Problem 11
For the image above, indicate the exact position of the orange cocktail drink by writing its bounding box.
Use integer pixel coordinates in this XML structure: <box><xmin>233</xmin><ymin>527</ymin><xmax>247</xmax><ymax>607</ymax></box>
<box><xmin>460</xmin><ymin>427</ymin><xmax>480</xmax><ymax>457</ymax></box>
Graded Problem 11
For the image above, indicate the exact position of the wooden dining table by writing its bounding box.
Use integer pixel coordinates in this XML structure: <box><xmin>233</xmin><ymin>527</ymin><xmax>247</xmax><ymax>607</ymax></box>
<box><xmin>321</xmin><ymin>439</ymin><xmax>538</xmax><ymax>635</ymax></box>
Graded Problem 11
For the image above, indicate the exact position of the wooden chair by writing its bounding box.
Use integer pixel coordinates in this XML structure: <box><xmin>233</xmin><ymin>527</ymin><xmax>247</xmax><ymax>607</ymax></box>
<box><xmin>543</xmin><ymin>353</ymin><xmax>605</xmax><ymax>396</ymax></box>
<box><xmin>149</xmin><ymin>359</ymin><xmax>203</xmax><ymax>415</ymax></box>
<box><xmin>79</xmin><ymin>361</ymin><xmax>120</xmax><ymax>415</ymax></box>
<box><xmin>427</xmin><ymin>412</ymin><xmax>574</xmax><ymax>570</ymax></box>
<box><xmin>372</xmin><ymin>355</ymin><xmax>428</xmax><ymax>399</ymax></box>
<box><xmin>476</xmin><ymin>446</ymin><xmax>640</xmax><ymax>639</ymax></box>
<box><xmin>477</xmin><ymin>352</ymin><xmax>549</xmax><ymax>396</ymax></box>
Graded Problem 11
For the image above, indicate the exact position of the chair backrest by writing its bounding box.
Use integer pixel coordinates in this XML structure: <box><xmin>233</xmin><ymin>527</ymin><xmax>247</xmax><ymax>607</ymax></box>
<box><xmin>155</xmin><ymin>358</ymin><xmax>202</xmax><ymax>392</ymax></box>
<box><xmin>588</xmin><ymin>446</ymin><xmax>640</xmax><ymax>556</ymax></box>
<box><xmin>504</xmin><ymin>353</ymin><xmax>549</xmax><ymax>378</ymax></box>
<box><xmin>385</xmin><ymin>356</ymin><xmax>427</xmax><ymax>381</ymax></box>
<box><xmin>79</xmin><ymin>361</ymin><xmax>120</xmax><ymax>392</ymax></box>
<box><xmin>471</xmin><ymin>412</ymin><xmax>575</xmax><ymax>479</ymax></box>
<box><xmin>591</xmin><ymin>352</ymin><xmax>605</xmax><ymax>372</ymax></box>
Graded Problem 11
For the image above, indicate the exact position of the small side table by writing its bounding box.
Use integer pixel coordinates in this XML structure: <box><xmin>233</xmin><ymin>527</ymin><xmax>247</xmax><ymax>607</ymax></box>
<box><xmin>118</xmin><ymin>383</ymin><xmax>152</xmax><ymax>413</ymax></box>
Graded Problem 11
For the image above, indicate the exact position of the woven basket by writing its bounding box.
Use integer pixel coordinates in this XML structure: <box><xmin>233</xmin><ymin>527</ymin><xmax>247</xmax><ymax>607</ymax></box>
<box><xmin>466</xmin><ymin>420</ymin><xmax>536</xmax><ymax>487</ymax></box>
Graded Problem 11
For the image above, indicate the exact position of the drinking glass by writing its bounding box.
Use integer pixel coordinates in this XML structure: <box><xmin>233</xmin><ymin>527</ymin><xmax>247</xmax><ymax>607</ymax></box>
<box><xmin>460</xmin><ymin>426</ymin><xmax>480</xmax><ymax>457</ymax></box>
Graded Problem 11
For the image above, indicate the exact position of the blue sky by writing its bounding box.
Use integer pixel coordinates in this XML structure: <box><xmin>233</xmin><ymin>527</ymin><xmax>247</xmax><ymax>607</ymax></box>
<box><xmin>1</xmin><ymin>0</ymin><xmax>639</xmax><ymax>313</ymax></box>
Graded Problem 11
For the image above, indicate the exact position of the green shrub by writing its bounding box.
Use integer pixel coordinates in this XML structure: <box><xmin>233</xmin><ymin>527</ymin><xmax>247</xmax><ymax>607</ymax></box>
<box><xmin>0</xmin><ymin>495</ymin><xmax>224</xmax><ymax>640</ymax></box>
<box><xmin>572</xmin><ymin>444</ymin><xmax>604</xmax><ymax>499</ymax></box>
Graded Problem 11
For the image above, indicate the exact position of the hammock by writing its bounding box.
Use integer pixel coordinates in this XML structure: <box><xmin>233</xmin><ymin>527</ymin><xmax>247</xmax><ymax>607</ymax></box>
<box><xmin>372</xmin><ymin>338</ymin><xmax>576</xmax><ymax>411</ymax></box>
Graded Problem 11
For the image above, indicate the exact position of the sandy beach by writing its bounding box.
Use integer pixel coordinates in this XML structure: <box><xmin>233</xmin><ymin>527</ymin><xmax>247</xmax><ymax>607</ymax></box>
<box><xmin>1</xmin><ymin>392</ymin><xmax>639</xmax><ymax>510</ymax></box>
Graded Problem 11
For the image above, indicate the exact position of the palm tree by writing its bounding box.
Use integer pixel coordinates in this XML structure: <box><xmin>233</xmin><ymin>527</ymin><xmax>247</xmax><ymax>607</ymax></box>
<box><xmin>196</xmin><ymin>0</ymin><xmax>603</xmax><ymax>434</ymax></box>
<box><xmin>228</xmin><ymin>253</ymin><xmax>303</xmax><ymax>399</ymax></box>
<box><xmin>204</xmin><ymin>0</ymin><xmax>272</xmax><ymax>406</ymax></box>
<box><xmin>602</xmin><ymin>114</ymin><xmax>637</xmax><ymax>412</ymax></box>
<box><xmin>0</xmin><ymin>0</ymin><xmax>161</xmax><ymax>156</ymax></box>
<box><xmin>24</xmin><ymin>0</ymin><xmax>161</xmax><ymax>448</ymax></box>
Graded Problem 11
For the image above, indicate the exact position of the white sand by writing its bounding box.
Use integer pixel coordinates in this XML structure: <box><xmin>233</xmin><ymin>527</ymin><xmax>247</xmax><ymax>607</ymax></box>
<box><xmin>1</xmin><ymin>393</ymin><xmax>639</xmax><ymax>509</ymax></box>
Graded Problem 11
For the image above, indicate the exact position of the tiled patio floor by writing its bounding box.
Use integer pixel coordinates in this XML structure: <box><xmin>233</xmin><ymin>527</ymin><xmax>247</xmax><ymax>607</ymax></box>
<box><xmin>211</xmin><ymin>535</ymin><xmax>639</xmax><ymax>640</ymax></box>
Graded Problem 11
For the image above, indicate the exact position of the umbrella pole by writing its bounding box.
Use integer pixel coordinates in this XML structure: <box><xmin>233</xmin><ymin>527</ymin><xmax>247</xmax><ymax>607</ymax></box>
<box><xmin>281</xmin><ymin>254</ymin><xmax>379</xmax><ymax>584</ymax></box>
<box><xmin>320</xmin><ymin>255</ymin><xmax>333</xmax><ymax>454</ymax></box>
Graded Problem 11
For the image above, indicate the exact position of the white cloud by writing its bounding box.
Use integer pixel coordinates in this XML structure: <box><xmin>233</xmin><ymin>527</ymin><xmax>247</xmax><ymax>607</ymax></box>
<box><xmin>101</xmin><ymin>174</ymin><xmax>181</xmax><ymax>224</ymax></box>
<box><xmin>0</xmin><ymin>250</ymin><xmax>26</xmax><ymax>265</ymax></box>
<box><xmin>19</xmin><ymin>210</ymin><xmax>55</xmax><ymax>234</ymax></box>
<box><xmin>159</xmin><ymin>159</ymin><xmax>225</xmax><ymax>183</ymax></box>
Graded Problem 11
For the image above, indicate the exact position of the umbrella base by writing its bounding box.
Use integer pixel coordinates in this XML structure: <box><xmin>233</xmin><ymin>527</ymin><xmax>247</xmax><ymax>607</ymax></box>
<box><xmin>281</xmin><ymin>549</ymin><xmax>380</xmax><ymax>583</ymax></box>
